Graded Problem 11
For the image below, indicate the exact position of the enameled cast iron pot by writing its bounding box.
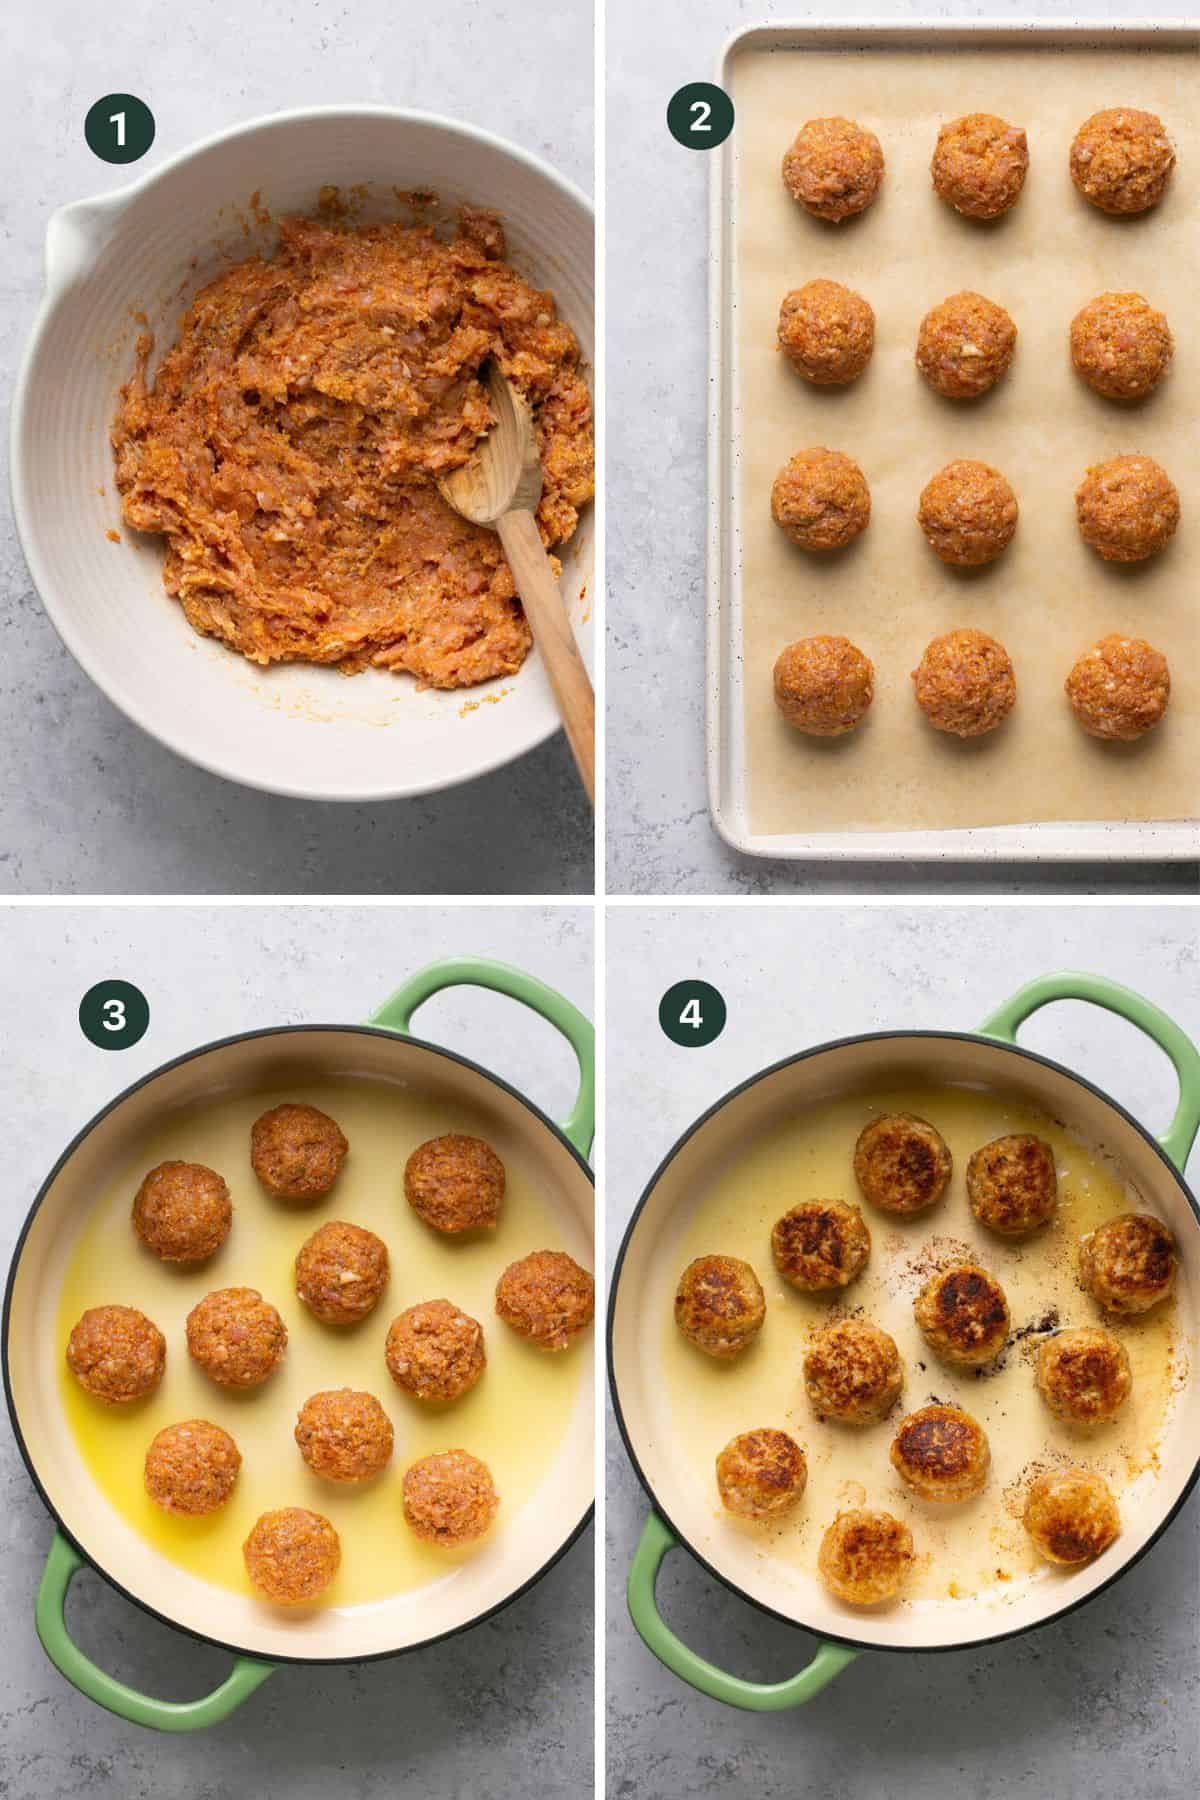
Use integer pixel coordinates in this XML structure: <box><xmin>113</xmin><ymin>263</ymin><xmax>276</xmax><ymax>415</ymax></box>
<box><xmin>4</xmin><ymin>957</ymin><xmax>594</xmax><ymax>1731</ymax></box>
<box><xmin>609</xmin><ymin>974</ymin><xmax>1200</xmax><ymax>1711</ymax></box>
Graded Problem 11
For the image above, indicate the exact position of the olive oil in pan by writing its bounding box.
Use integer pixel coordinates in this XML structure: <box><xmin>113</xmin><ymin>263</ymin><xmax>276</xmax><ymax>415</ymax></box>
<box><xmin>649</xmin><ymin>1085</ymin><xmax>1182</xmax><ymax>1610</ymax></box>
<box><xmin>57</xmin><ymin>1080</ymin><xmax>586</xmax><ymax>1608</ymax></box>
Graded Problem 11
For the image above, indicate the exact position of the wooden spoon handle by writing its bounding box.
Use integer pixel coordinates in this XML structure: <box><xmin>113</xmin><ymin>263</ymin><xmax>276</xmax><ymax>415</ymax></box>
<box><xmin>497</xmin><ymin>508</ymin><xmax>595</xmax><ymax>805</ymax></box>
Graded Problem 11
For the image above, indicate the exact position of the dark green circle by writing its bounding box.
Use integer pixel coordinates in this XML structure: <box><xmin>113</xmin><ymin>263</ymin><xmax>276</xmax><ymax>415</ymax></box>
<box><xmin>84</xmin><ymin>94</ymin><xmax>155</xmax><ymax>165</ymax></box>
<box><xmin>79</xmin><ymin>980</ymin><xmax>150</xmax><ymax>1050</ymax></box>
<box><xmin>667</xmin><ymin>83</ymin><xmax>734</xmax><ymax>150</ymax></box>
<box><xmin>659</xmin><ymin>980</ymin><xmax>727</xmax><ymax>1048</ymax></box>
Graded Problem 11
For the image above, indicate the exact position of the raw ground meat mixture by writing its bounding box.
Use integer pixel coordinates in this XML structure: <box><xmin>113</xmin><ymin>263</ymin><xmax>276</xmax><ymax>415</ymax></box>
<box><xmin>111</xmin><ymin>205</ymin><xmax>593</xmax><ymax>689</ymax></box>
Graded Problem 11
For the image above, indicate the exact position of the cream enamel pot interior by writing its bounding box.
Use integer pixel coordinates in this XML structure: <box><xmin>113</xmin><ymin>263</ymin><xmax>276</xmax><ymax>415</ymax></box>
<box><xmin>608</xmin><ymin>974</ymin><xmax>1200</xmax><ymax>1710</ymax></box>
<box><xmin>10</xmin><ymin>106</ymin><xmax>594</xmax><ymax>801</ymax></box>
<box><xmin>3</xmin><ymin>958</ymin><xmax>594</xmax><ymax>1731</ymax></box>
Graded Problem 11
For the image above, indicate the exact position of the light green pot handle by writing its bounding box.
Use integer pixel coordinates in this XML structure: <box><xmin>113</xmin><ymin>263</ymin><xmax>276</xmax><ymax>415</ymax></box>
<box><xmin>369</xmin><ymin>956</ymin><xmax>595</xmax><ymax>1159</ymax></box>
<box><xmin>980</xmin><ymin>971</ymin><xmax>1200</xmax><ymax>1173</ymax></box>
<box><xmin>36</xmin><ymin>1533</ymin><xmax>275</xmax><ymax>1731</ymax></box>
<box><xmin>628</xmin><ymin>1513</ymin><xmax>858</xmax><ymax>1710</ymax></box>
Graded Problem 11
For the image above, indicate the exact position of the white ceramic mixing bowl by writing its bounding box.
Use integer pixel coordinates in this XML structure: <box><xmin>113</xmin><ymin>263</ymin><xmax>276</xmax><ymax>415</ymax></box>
<box><xmin>11</xmin><ymin>107</ymin><xmax>594</xmax><ymax>801</ymax></box>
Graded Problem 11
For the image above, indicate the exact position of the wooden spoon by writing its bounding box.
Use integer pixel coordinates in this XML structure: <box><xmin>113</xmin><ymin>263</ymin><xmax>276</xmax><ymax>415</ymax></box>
<box><xmin>438</xmin><ymin>361</ymin><xmax>595</xmax><ymax>803</ymax></box>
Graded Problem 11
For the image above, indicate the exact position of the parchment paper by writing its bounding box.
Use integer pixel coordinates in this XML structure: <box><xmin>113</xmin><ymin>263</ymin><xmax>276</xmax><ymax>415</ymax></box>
<box><xmin>731</xmin><ymin>40</ymin><xmax>1198</xmax><ymax>834</ymax></box>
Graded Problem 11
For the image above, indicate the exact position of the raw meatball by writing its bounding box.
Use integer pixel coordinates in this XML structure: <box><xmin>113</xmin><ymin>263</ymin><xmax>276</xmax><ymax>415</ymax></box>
<box><xmin>495</xmin><ymin>1249</ymin><xmax>594</xmax><ymax>1350</ymax></box>
<box><xmin>914</xmin><ymin>1263</ymin><xmax>1010</xmax><ymax>1366</ymax></box>
<box><xmin>778</xmin><ymin>280</ymin><xmax>875</xmax><ymax>385</ymax></box>
<box><xmin>716</xmin><ymin>1428</ymin><xmax>808</xmax><ymax>1520</ymax></box>
<box><xmin>854</xmin><ymin>1113</ymin><xmax>952</xmax><ymax>1215</ymax></box>
<box><xmin>804</xmin><ymin>1318</ymin><xmax>904</xmax><ymax>1425</ymax></box>
<box><xmin>131</xmin><ymin>1161</ymin><xmax>231</xmax><ymax>1264</ymax></box>
<box><xmin>773</xmin><ymin>637</ymin><xmax>874</xmax><ymax>737</ymax></box>
<box><xmin>250</xmin><ymin>1103</ymin><xmax>348</xmax><ymax>1201</ymax></box>
<box><xmin>771</xmin><ymin>448</ymin><xmax>871</xmax><ymax>551</ymax></box>
<box><xmin>66</xmin><ymin>1305</ymin><xmax>165</xmax><ymax>1404</ymax></box>
<box><xmin>917</xmin><ymin>461</ymin><xmax>1018</xmax><ymax>567</ymax></box>
<box><xmin>243</xmin><ymin>1507</ymin><xmax>340</xmax><ymax>1603</ymax></box>
<box><xmin>186</xmin><ymin>1286</ymin><xmax>287</xmax><ymax>1388</ymax></box>
<box><xmin>916</xmin><ymin>292</ymin><xmax>1017</xmax><ymax>399</ymax></box>
<box><xmin>402</xmin><ymin>1449</ymin><xmax>499</xmax><ymax>1546</ymax></box>
<box><xmin>295</xmin><ymin>1388</ymin><xmax>394</xmax><ymax>1482</ymax></box>
<box><xmin>1065</xmin><ymin>635</ymin><xmax>1171</xmax><ymax>741</ymax></box>
<box><xmin>931</xmin><ymin>113</ymin><xmax>1029</xmax><ymax>218</ymax></box>
<box><xmin>1024</xmin><ymin>1467</ymin><xmax>1120</xmax><ymax>1564</ymax></box>
<box><xmin>295</xmin><ymin>1221</ymin><xmax>389</xmax><ymax>1325</ymax></box>
<box><xmin>404</xmin><ymin>1134</ymin><xmax>505</xmax><ymax>1233</ymax></box>
<box><xmin>1070</xmin><ymin>292</ymin><xmax>1173</xmax><ymax>400</ymax></box>
<box><xmin>386</xmin><ymin>1299</ymin><xmax>486</xmax><ymax>1401</ymax></box>
<box><xmin>967</xmin><ymin>1134</ymin><xmax>1057</xmax><ymax>1236</ymax></box>
<box><xmin>890</xmin><ymin>1404</ymin><xmax>990</xmax><ymax>1502</ymax></box>
<box><xmin>674</xmin><ymin>1254</ymin><xmax>765</xmax><ymax>1360</ymax></box>
<box><xmin>1070</xmin><ymin>108</ymin><xmax>1175</xmax><ymax>215</ymax></box>
<box><xmin>782</xmin><ymin>117</ymin><xmax>884</xmax><ymax>222</ymax></box>
<box><xmin>1036</xmin><ymin>1328</ymin><xmax>1132</xmax><ymax>1426</ymax></box>
<box><xmin>1076</xmin><ymin>455</ymin><xmax>1179</xmax><ymax>562</ymax></box>
<box><xmin>771</xmin><ymin>1199</ymin><xmax>871</xmax><ymax>1292</ymax></box>
<box><xmin>1079</xmin><ymin>1212</ymin><xmax>1178</xmax><ymax>1315</ymax></box>
<box><xmin>144</xmin><ymin>1419</ymin><xmax>241</xmax><ymax>1515</ymax></box>
<box><xmin>912</xmin><ymin>629</ymin><xmax>1016</xmax><ymax>739</ymax></box>
<box><xmin>818</xmin><ymin>1509</ymin><xmax>914</xmax><ymax>1604</ymax></box>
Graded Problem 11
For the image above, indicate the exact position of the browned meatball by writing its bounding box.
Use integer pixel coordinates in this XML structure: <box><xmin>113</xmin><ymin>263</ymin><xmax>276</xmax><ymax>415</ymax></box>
<box><xmin>917</xmin><ymin>461</ymin><xmax>1018</xmax><ymax>567</ymax></box>
<box><xmin>716</xmin><ymin>1428</ymin><xmax>808</xmax><ymax>1520</ymax></box>
<box><xmin>771</xmin><ymin>1200</ymin><xmax>871</xmax><ymax>1292</ymax></box>
<box><xmin>931</xmin><ymin>113</ymin><xmax>1028</xmax><ymax>218</ymax></box>
<box><xmin>914</xmin><ymin>1263</ymin><xmax>1010</xmax><ymax>1366</ymax></box>
<box><xmin>404</xmin><ymin>1134</ymin><xmax>504</xmax><ymax>1234</ymax></box>
<box><xmin>495</xmin><ymin>1249</ymin><xmax>594</xmax><ymax>1350</ymax></box>
<box><xmin>1076</xmin><ymin>455</ymin><xmax>1180</xmax><ymax>562</ymax></box>
<box><xmin>1024</xmin><ymin>1467</ymin><xmax>1120</xmax><ymax>1564</ymax></box>
<box><xmin>1079</xmin><ymin>1212</ymin><xmax>1179</xmax><ymax>1315</ymax></box>
<box><xmin>402</xmin><ymin>1449</ymin><xmax>499</xmax><ymax>1546</ymax></box>
<box><xmin>1070</xmin><ymin>109</ymin><xmax>1175</xmax><ymax>215</ymax></box>
<box><xmin>1065</xmin><ymin>635</ymin><xmax>1171</xmax><ymax>741</ymax></box>
<box><xmin>186</xmin><ymin>1286</ymin><xmax>287</xmax><ymax>1388</ymax></box>
<box><xmin>674</xmin><ymin>1255</ymin><xmax>765</xmax><ymax>1360</ymax></box>
<box><xmin>131</xmin><ymin>1161</ymin><xmax>231</xmax><ymax>1264</ymax></box>
<box><xmin>916</xmin><ymin>292</ymin><xmax>1017</xmax><ymax>399</ymax></box>
<box><xmin>782</xmin><ymin>117</ymin><xmax>884</xmax><ymax>222</ymax></box>
<box><xmin>818</xmin><ymin>1509</ymin><xmax>914</xmax><ymax>1604</ymax></box>
<box><xmin>804</xmin><ymin>1318</ymin><xmax>904</xmax><ymax>1425</ymax></box>
<box><xmin>1070</xmin><ymin>293</ymin><xmax>1173</xmax><ymax>400</ymax></box>
<box><xmin>778</xmin><ymin>280</ymin><xmax>875</xmax><ymax>385</ymax></box>
<box><xmin>773</xmin><ymin>637</ymin><xmax>874</xmax><ymax>737</ymax></box>
<box><xmin>144</xmin><ymin>1420</ymin><xmax>241</xmax><ymax>1515</ymax></box>
<box><xmin>295</xmin><ymin>1388</ymin><xmax>394</xmax><ymax>1482</ymax></box>
<box><xmin>967</xmin><ymin>1134</ymin><xmax>1057</xmax><ymax>1236</ymax></box>
<box><xmin>250</xmin><ymin>1103</ymin><xmax>348</xmax><ymax>1201</ymax></box>
<box><xmin>1036</xmin><ymin>1328</ymin><xmax>1132</xmax><ymax>1426</ymax></box>
<box><xmin>386</xmin><ymin>1299</ymin><xmax>486</xmax><ymax>1401</ymax></box>
<box><xmin>890</xmin><ymin>1404</ymin><xmax>990</xmax><ymax>1502</ymax></box>
<box><xmin>243</xmin><ymin>1507</ymin><xmax>340</xmax><ymax>1603</ymax></box>
<box><xmin>912</xmin><ymin>629</ymin><xmax>1017</xmax><ymax>739</ymax></box>
<box><xmin>295</xmin><ymin>1221</ymin><xmax>389</xmax><ymax>1325</ymax></box>
<box><xmin>771</xmin><ymin>449</ymin><xmax>871</xmax><ymax>552</ymax></box>
<box><xmin>854</xmin><ymin>1113</ymin><xmax>952</xmax><ymax>1215</ymax></box>
<box><xmin>66</xmin><ymin>1305</ymin><xmax>165</xmax><ymax>1404</ymax></box>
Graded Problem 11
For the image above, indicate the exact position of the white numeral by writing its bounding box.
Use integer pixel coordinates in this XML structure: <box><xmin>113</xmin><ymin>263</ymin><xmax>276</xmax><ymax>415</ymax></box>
<box><xmin>679</xmin><ymin>998</ymin><xmax>703</xmax><ymax>1029</ymax></box>
<box><xmin>109</xmin><ymin>111</ymin><xmax>126</xmax><ymax>147</ymax></box>
<box><xmin>103</xmin><ymin>998</ymin><xmax>126</xmax><ymax>1032</ymax></box>
<box><xmin>690</xmin><ymin>100</ymin><xmax>711</xmax><ymax>133</ymax></box>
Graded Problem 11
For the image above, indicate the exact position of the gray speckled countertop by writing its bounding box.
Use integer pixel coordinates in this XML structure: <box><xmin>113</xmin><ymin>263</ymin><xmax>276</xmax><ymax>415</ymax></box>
<box><xmin>605</xmin><ymin>0</ymin><xmax>1200</xmax><ymax>895</ymax></box>
<box><xmin>605</xmin><ymin>903</ymin><xmax>1200</xmax><ymax>1797</ymax></box>
<box><xmin>0</xmin><ymin>0</ymin><xmax>593</xmax><ymax>895</ymax></box>
<box><xmin>0</xmin><ymin>903</ymin><xmax>594</xmax><ymax>1797</ymax></box>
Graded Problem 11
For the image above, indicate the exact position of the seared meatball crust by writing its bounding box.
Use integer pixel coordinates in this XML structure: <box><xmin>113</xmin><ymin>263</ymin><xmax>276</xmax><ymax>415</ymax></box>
<box><xmin>1065</xmin><ymin>635</ymin><xmax>1170</xmax><ymax>741</ymax></box>
<box><xmin>1075</xmin><ymin>455</ymin><xmax>1179</xmax><ymax>563</ymax></box>
<box><xmin>1079</xmin><ymin>1212</ymin><xmax>1178</xmax><ymax>1315</ymax></box>
<box><xmin>967</xmin><ymin>1134</ymin><xmax>1057</xmax><ymax>1236</ymax></box>
<box><xmin>819</xmin><ymin>1509</ymin><xmax>914</xmax><ymax>1604</ymax></box>
<box><xmin>854</xmin><ymin>1113</ymin><xmax>952</xmax><ymax>1215</ymax></box>
<box><xmin>914</xmin><ymin>1263</ymin><xmax>1010</xmax><ymax>1366</ymax></box>
<box><xmin>186</xmin><ymin>1286</ymin><xmax>287</xmax><ymax>1388</ymax></box>
<box><xmin>1070</xmin><ymin>109</ymin><xmax>1175</xmax><ymax>215</ymax></box>
<box><xmin>250</xmin><ymin>1103</ymin><xmax>348</xmax><ymax>1201</ymax></box>
<box><xmin>1036</xmin><ymin>1327</ymin><xmax>1132</xmax><ymax>1426</ymax></box>
<box><xmin>771</xmin><ymin>449</ymin><xmax>871</xmax><ymax>552</ymax></box>
<box><xmin>917</xmin><ymin>461</ymin><xmax>1018</xmax><ymax>567</ymax></box>
<box><xmin>912</xmin><ymin>629</ymin><xmax>1017</xmax><ymax>739</ymax></box>
<box><xmin>931</xmin><ymin>113</ymin><xmax>1029</xmax><ymax>218</ymax></box>
<box><xmin>402</xmin><ymin>1449</ymin><xmax>499</xmax><ymax>1546</ymax></box>
<box><xmin>771</xmin><ymin>1200</ymin><xmax>871</xmax><ymax>1292</ymax></box>
<box><xmin>804</xmin><ymin>1317</ymin><xmax>904</xmax><ymax>1425</ymax></box>
<box><xmin>782</xmin><ymin>117</ymin><xmax>885</xmax><ymax>222</ymax></box>
<box><xmin>144</xmin><ymin>1419</ymin><xmax>241</xmax><ymax>1516</ymax></box>
<box><xmin>243</xmin><ymin>1507</ymin><xmax>341</xmax><ymax>1604</ymax></box>
<box><xmin>716</xmin><ymin>1428</ymin><xmax>808</xmax><ymax>1520</ymax></box>
<box><xmin>386</xmin><ymin>1299</ymin><xmax>486</xmax><ymax>1401</ymax></box>
<box><xmin>1070</xmin><ymin>292</ymin><xmax>1173</xmax><ymax>401</ymax></box>
<box><xmin>778</xmin><ymin>280</ymin><xmax>875</xmax><ymax>385</ymax></box>
<box><xmin>404</xmin><ymin>1133</ymin><xmax>505</xmax><ymax>1233</ymax></box>
<box><xmin>495</xmin><ymin>1249</ymin><xmax>594</xmax><ymax>1350</ymax></box>
<box><xmin>66</xmin><ymin>1305</ymin><xmax>166</xmax><ymax>1404</ymax></box>
<box><xmin>890</xmin><ymin>1404</ymin><xmax>990</xmax><ymax>1502</ymax></box>
<box><xmin>773</xmin><ymin>636</ymin><xmax>874</xmax><ymax>737</ymax></box>
<box><xmin>1024</xmin><ymin>1467</ymin><xmax>1120</xmax><ymax>1564</ymax></box>
<box><xmin>916</xmin><ymin>292</ymin><xmax>1016</xmax><ymax>399</ymax></box>
<box><xmin>674</xmin><ymin>1255</ymin><xmax>765</xmax><ymax>1359</ymax></box>
<box><xmin>295</xmin><ymin>1220</ymin><xmax>389</xmax><ymax>1325</ymax></box>
<box><xmin>132</xmin><ymin>1161</ymin><xmax>232</xmax><ymax>1264</ymax></box>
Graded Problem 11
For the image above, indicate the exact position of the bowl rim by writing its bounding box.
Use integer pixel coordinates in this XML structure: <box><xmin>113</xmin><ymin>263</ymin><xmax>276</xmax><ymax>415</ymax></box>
<box><xmin>9</xmin><ymin>103</ymin><xmax>595</xmax><ymax>803</ymax></box>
